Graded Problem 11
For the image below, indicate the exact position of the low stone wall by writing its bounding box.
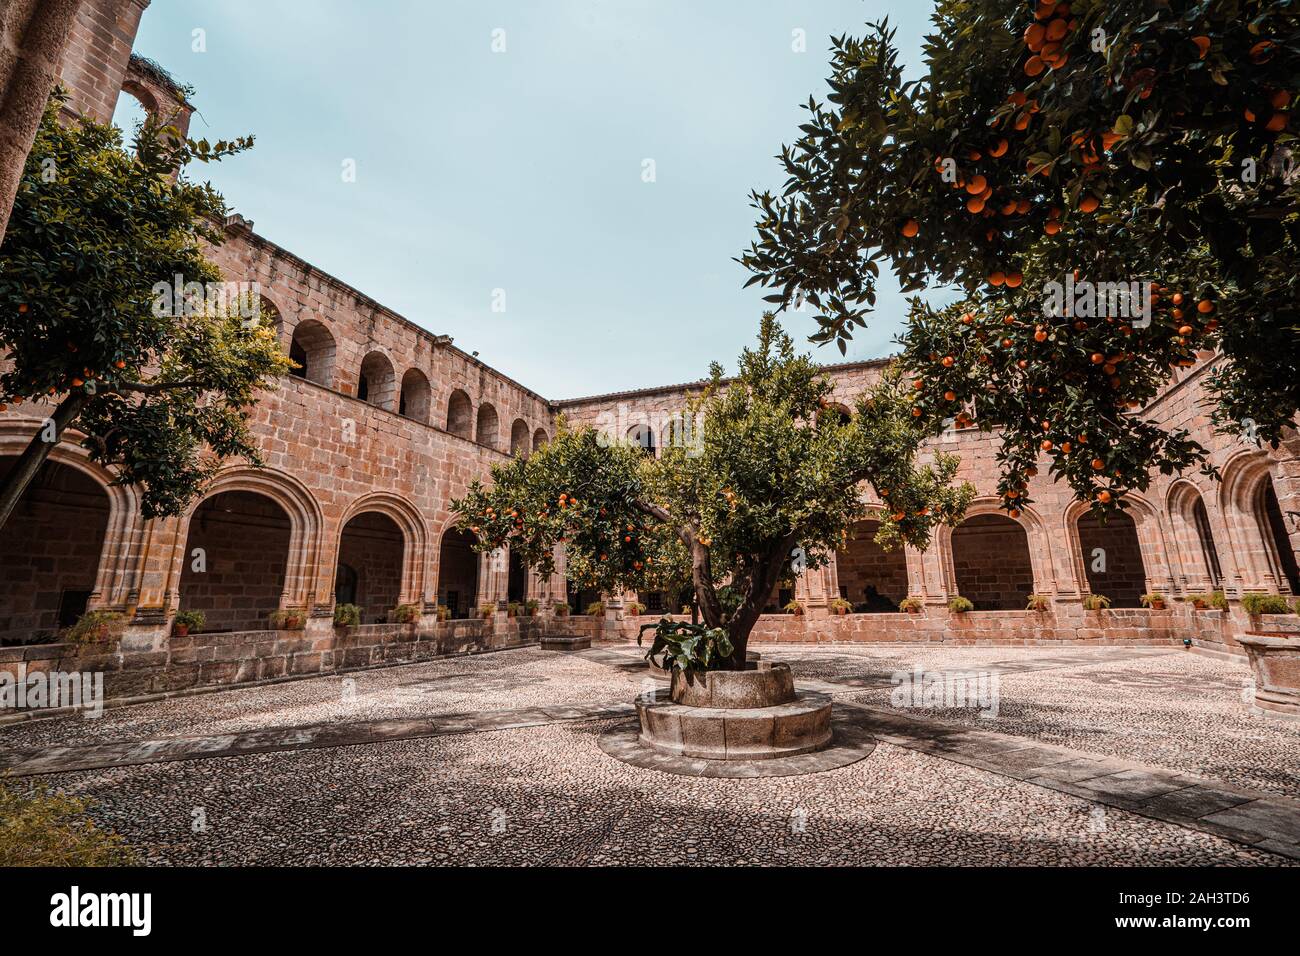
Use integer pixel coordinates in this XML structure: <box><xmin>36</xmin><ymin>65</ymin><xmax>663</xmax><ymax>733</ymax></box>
<box><xmin>618</xmin><ymin>607</ymin><xmax>1300</xmax><ymax>655</ymax></box>
<box><xmin>0</xmin><ymin>616</ymin><xmax>551</xmax><ymax>707</ymax></box>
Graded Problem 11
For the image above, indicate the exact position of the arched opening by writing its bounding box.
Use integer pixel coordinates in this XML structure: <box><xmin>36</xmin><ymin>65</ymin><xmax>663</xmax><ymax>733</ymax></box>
<box><xmin>437</xmin><ymin>528</ymin><xmax>479</xmax><ymax>619</ymax></box>
<box><xmin>476</xmin><ymin>403</ymin><xmax>500</xmax><ymax>449</ymax></box>
<box><xmin>627</xmin><ymin>423</ymin><xmax>656</xmax><ymax>457</ymax></box>
<box><xmin>1193</xmin><ymin>497</ymin><xmax>1224</xmax><ymax>588</ymax></box>
<box><xmin>510</xmin><ymin>419</ymin><xmax>530</xmax><ymax>457</ymax></box>
<box><xmin>951</xmin><ymin>514</ymin><xmax>1034</xmax><ymax>610</ymax></box>
<box><xmin>357</xmin><ymin>351</ymin><xmax>396</xmax><ymax>410</ymax></box>
<box><xmin>398</xmin><ymin>368</ymin><xmax>432</xmax><ymax>422</ymax></box>
<box><xmin>0</xmin><ymin>459</ymin><xmax>111</xmax><ymax>644</ymax></box>
<box><xmin>1168</xmin><ymin>482</ymin><xmax>1223</xmax><ymax>591</ymax></box>
<box><xmin>447</xmin><ymin>389</ymin><xmax>473</xmax><ymax>439</ymax></box>
<box><xmin>1077</xmin><ymin>510</ymin><xmax>1147</xmax><ymax>607</ymax></box>
<box><xmin>111</xmin><ymin>86</ymin><xmax>154</xmax><ymax>143</ymax></box>
<box><xmin>819</xmin><ymin>403</ymin><xmax>852</xmax><ymax>426</ymax></box>
<box><xmin>1263</xmin><ymin>480</ymin><xmax>1300</xmax><ymax>594</ymax></box>
<box><xmin>179</xmin><ymin>491</ymin><xmax>291</xmax><ymax>632</ymax></box>
<box><xmin>532</xmin><ymin>428</ymin><xmax>549</xmax><ymax>453</ymax></box>
<box><xmin>507</xmin><ymin>550</ymin><xmax>527</xmax><ymax>603</ymax></box>
<box><xmin>334</xmin><ymin>563</ymin><xmax>358</xmax><ymax>606</ymax></box>
<box><xmin>337</xmin><ymin>512</ymin><xmax>406</xmax><ymax>623</ymax></box>
<box><xmin>288</xmin><ymin>318</ymin><xmax>337</xmax><ymax>387</ymax></box>
<box><xmin>257</xmin><ymin>295</ymin><xmax>282</xmax><ymax>336</ymax></box>
<box><xmin>835</xmin><ymin>519</ymin><xmax>908</xmax><ymax>611</ymax></box>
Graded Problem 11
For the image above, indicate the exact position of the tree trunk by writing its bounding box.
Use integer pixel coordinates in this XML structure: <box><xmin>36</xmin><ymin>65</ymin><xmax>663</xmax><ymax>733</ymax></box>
<box><xmin>0</xmin><ymin>393</ymin><xmax>87</xmax><ymax>532</ymax></box>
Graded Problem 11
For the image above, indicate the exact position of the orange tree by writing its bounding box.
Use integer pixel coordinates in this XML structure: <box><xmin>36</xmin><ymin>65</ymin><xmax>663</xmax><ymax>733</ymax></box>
<box><xmin>0</xmin><ymin>95</ymin><xmax>289</xmax><ymax>530</ymax></box>
<box><xmin>452</xmin><ymin>315</ymin><xmax>974</xmax><ymax>669</ymax></box>
<box><xmin>739</xmin><ymin>0</ymin><xmax>1298</xmax><ymax>517</ymax></box>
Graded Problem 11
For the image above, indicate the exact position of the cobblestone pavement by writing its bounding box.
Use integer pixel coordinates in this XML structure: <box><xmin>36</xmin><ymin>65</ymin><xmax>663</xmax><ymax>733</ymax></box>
<box><xmin>3</xmin><ymin>642</ymin><xmax>1296</xmax><ymax>866</ymax></box>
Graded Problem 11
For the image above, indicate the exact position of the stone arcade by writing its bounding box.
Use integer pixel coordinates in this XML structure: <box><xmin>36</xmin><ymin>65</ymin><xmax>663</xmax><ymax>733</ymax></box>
<box><xmin>1</xmin><ymin>0</ymin><xmax>1298</xmax><ymax>708</ymax></box>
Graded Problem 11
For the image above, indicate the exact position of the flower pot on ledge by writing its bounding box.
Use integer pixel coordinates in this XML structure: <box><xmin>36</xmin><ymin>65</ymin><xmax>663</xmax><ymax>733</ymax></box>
<box><xmin>635</xmin><ymin>661</ymin><xmax>831</xmax><ymax>761</ymax></box>
<box><xmin>1239</xmin><ymin>632</ymin><xmax>1300</xmax><ymax>718</ymax></box>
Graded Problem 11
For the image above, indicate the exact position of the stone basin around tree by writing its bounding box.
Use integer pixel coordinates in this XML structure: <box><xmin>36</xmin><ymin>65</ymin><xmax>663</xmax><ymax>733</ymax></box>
<box><xmin>635</xmin><ymin>661</ymin><xmax>833</xmax><ymax>761</ymax></box>
<box><xmin>1239</xmin><ymin>632</ymin><xmax>1300</xmax><ymax>719</ymax></box>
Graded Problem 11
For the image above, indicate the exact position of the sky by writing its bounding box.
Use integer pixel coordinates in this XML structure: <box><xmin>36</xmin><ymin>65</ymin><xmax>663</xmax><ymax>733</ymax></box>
<box><xmin>122</xmin><ymin>1</ymin><xmax>949</xmax><ymax>399</ymax></box>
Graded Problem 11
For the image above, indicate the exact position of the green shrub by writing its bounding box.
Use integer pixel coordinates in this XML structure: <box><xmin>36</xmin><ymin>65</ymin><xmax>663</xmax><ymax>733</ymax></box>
<box><xmin>332</xmin><ymin>603</ymin><xmax>361</xmax><ymax>627</ymax></box>
<box><xmin>1082</xmin><ymin>594</ymin><xmax>1112</xmax><ymax>611</ymax></box>
<box><xmin>1026</xmin><ymin>593</ymin><xmax>1050</xmax><ymax>612</ymax></box>
<box><xmin>948</xmin><ymin>596</ymin><xmax>974</xmax><ymax>613</ymax></box>
<box><xmin>1210</xmin><ymin>590</ymin><xmax>1229</xmax><ymax>611</ymax></box>
<box><xmin>1241</xmin><ymin>593</ymin><xmax>1292</xmax><ymax>616</ymax></box>
<box><xmin>391</xmin><ymin>603</ymin><xmax>419</xmax><ymax>624</ymax></box>
<box><xmin>172</xmin><ymin>609</ymin><xmax>205</xmax><ymax>632</ymax></box>
<box><xmin>0</xmin><ymin>782</ymin><xmax>135</xmax><ymax>866</ymax></box>
<box><xmin>64</xmin><ymin>610</ymin><xmax>126</xmax><ymax>644</ymax></box>
<box><xmin>269</xmin><ymin>608</ymin><xmax>305</xmax><ymax>630</ymax></box>
<box><xmin>586</xmin><ymin>601</ymin><xmax>605</xmax><ymax>616</ymax></box>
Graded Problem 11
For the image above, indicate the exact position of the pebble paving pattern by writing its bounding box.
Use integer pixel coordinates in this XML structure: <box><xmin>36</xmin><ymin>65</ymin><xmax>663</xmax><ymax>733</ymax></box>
<box><xmin>3</xmin><ymin>642</ymin><xmax>1296</xmax><ymax>866</ymax></box>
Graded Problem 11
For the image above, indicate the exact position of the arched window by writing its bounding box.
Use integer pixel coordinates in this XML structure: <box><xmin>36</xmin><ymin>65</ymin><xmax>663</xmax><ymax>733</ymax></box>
<box><xmin>510</xmin><ymin>419</ymin><xmax>530</xmax><ymax>457</ymax></box>
<box><xmin>111</xmin><ymin>85</ymin><xmax>155</xmax><ymax>143</ymax></box>
<box><xmin>288</xmin><ymin>319</ymin><xmax>337</xmax><ymax>387</ymax></box>
<box><xmin>358</xmin><ymin>351</ymin><xmax>396</xmax><ymax>410</ymax></box>
<box><xmin>627</xmin><ymin>424</ymin><xmax>656</xmax><ymax>457</ymax></box>
<box><xmin>950</xmin><ymin>514</ymin><xmax>1034</xmax><ymax>610</ymax></box>
<box><xmin>835</xmin><ymin>519</ymin><xmax>908</xmax><ymax>611</ymax></box>
<box><xmin>1076</xmin><ymin>509</ymin><xmax>1147</xmax><ymax>607</ymax></box>
<box><xmin>438</xmin><ymin>528</ymin><xmax>479</xmax><ymax>619</ymax></box>
<box><xmin>337</xmin><ymin>512</ymin><xmax>406</xmax><ymax>623</ymax></box>
<box><xmin>532</xmin><ymin>428</ymin><xmax>549</xmax><ymax>453</ymax></box>
<box><xmin>477</xmin><ymin>403</ymin><xmax>500</xmax><ymax>450</ymax></box>
<box><xmin>447</xmin><ymin>389</ymin><xmax>473</xmax><ymax>439</ymax></box>
<box><xmin>399</xmin><ymin>369</ymin><xmax>432</xmax><ymax>422</ymax></box>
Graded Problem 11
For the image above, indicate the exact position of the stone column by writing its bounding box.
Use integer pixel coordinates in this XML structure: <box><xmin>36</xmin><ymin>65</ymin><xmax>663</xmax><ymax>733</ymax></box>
<box><xmin>0</xmin><ymin>0</ymin><xmax>81</xmax><ymax>244</ymax></box>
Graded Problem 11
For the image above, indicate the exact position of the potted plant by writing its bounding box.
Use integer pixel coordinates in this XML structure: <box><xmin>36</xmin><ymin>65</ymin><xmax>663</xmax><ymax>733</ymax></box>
<box><xmin>506</xmin><ymin>601</ymin><xmax>521</xmax><ymax>618</ymax></box>
<box><xmin>172</xmin><ymin>609</ymin><xmax>205</xmax><ymax>638</ymax></box>
<box><xmin>899</xmin><ymin>596</ymin><xmax>923</xmax><ymax>614</ymax></box>
<box><xmin>525</xmin><ymin>599</ymin><xmax>539</xmax><ymax>617</ymax></box>
<box><xmin>333</xmin><ymin>603</ymin><xmax>361</xmax><ymax>628</ymax></box>
<box><xmin>435</xmin><ymin>604</ymin><xmax>451</xmax><ymax>622</ymax></box>
<box><xmin>625</xmin><ymin>600</ymin><xmax>645</xmax><ymax>616</ymax></box>
<box><xmin>680</xmin><ymin>604</ymin><xmax>692</xmax><ymax>615</ymax></box>
<box><xmin>391</xmin><ymin>603</ymin><xmax>419</xmax><ymax>624</ymax></box>
<box><xmin>784</xmin><ymin>599</ymin><xmax>805</xmax><ymax>617</ymax></box>
<box><xmin>65</xmin><ymin>610</ymin><xmax>127</xmax><ymax>645</ymax></box>
<box><xmin>478</xmin><ymin>602</ymin><xmax>497</xmax><ymax>619</ymax></box>
<box><xmin>585</xmin><ymin>601</ymin><xmax>605</xmax><ymax>617</ymax></box>
<box><xmin>1140</xmin><ymin>592</ymin><xmax>1167</xmax><ymax>610</ymax></box>
<box><xmin>269</xmin><ymin>608</ymin><xmax>305</xmax><ymax>630</ymax></box>
<box><xmin>1026</xmin><ymin>593</ymin><xmax>1050</xmax><ymax>612</ymax></box>
<box><xmin>1210</xmin><ymin>590</ymin><xmax>1229</xmax><ymax>611</ymax></box>
<box><xmin>1082</xmin><ymin>594</ymin><xmax>1111</xmax><ymax>611</ymax></box>
<box><xmin>554</xmin><ymin>602</ymin><xmax>570</xmax><ymax>617</ymax></box>
<box><xmin>948</xmin><ymin>596</ymin><xmax>974</xmax><ymax>613</ymax></box>
<box><xmin>1241</xmin><ymin>593</ymin><xmax>1292</xmax><ymax>617</ymax></box>
<box><xmin>830</xmin><ymin>597</ymin><xmax>852</xmax><ymax>616</ymax></box>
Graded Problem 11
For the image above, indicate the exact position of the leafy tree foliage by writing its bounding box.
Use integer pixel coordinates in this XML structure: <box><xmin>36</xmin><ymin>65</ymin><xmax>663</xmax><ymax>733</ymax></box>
<box><xmin>453</xmin><ymin>316</ymin><xmax>974</xmax><ymax>666</ymax></box>
<box><xmin>739</xmin><ymin>0</ymin><xmax>1298</xmax><ymax>517</ymax></box>
<box><xmin>0</xmin><ymin>95</ymin><xmax>290</xmax><ymax>529</ymax></box>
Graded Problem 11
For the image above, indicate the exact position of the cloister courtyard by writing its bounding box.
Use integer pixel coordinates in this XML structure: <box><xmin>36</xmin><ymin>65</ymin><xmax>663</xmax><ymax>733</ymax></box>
<box><xmin>3</xmin><ymin>639</ymin><xmax>1298</xmax><ymax>866</ymax></box>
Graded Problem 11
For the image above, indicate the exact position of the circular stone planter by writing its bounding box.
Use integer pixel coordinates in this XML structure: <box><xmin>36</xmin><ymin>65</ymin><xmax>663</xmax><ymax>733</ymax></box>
<box><xmin>1239</xmin><ymin>632</ymin><xmax>1300</xmax><ymax>719</ymax></box>
<box><xmin>635</xmin><ymin>661</ymin><xmax>832</xmax><ymax>761</ymax></box>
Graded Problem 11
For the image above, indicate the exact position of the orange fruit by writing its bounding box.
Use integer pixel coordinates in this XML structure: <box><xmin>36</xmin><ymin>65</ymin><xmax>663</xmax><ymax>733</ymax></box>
<box><xmin>912</xmin><ymin>407</ymin><xmax>922</xmax><ymax>417</ymax></box>
<box><xmin>1097</xmin><ymin>490</ymin><xmax>1112</xmax><ymax>504</ymax></box>
<box><xmin>966</xmin><ymin>175</ymin><xmax>988</xmax><ymax>195</ymax></box>
<box><xmin>966</xmin><ymin>196</ymin><xmax>986</xmax><ymax>213</ymax></box>
<box><xmin>1044</xmin><ymin>221</ymin><xmax>1061</xmax><ymax>235</ymax></box>
<box><xmin>989</xmin><ymin>138</ymin><xmax>1009</xmax><ymax>158</ymax></box>
<box><xmin>1271</xmin><ymin>90</ymin><xmax>1292</xmax><ymax>110</ymax></box>
<box><xmin>17</xmin><ymin>304</ymin><xmax>27</xmax><ymax>313</ymax></box>
<box><xmin>1191</xmin><ymin>36</ymin><xmax>1210</xmax><ymax>58</ymax></box>
<box><xmin>1014</xmin><ymin>112</ymin><xmax>1031</xmax><ymax>131</ymax></box>
<box><xmin>1266</xmin><ymin>112</ymin><xmax>1289</xmax><ymax>132</ymax></box>
<box><xmin>913</xmin><ymin>379</ymin><xmax>924</xmax><ymax>389</ymax></box>
<box><xmin>1046</xmin><ymin>19</ymin><xmax>1068</xmax><ymax>42</ymax></box>
<box><xmin>1250</xmin><ymin>40</ymin><xmax>1276</xmax><ymax>64</ymax></box>
<box><xmin>942</xmin><ymin>355</ymin><xmax>955</xmax><ymax>367</ymax></box>
<box><xmin>1197</xmin><ymin>299</ymin><xmax>1214</xmax><ymax>314</ymax></box>
<box><xmin>1025</xmin><ymin>23</ymin><xmax>1046</xmax><ymax>50</ymax></box>
<box><xmin>1078</xmin><ymin>193</ymin><xmax>1100</xmax><ymax>213</ymax></box>
<box><xmin>901</xmin><ymin>218</ymin><xmax>919</xmax><ymax>237</ymax></box>
<box><xmin>1090</xmin><ymin>352</ymin><xmax>1104</xmax><ymax>364</ymax></box>
<box><xmin>988</xmin><ymin>271</ymin><xmax>1006</xmax><ymax>286</ymax></box>
<box><xmin>1009</xmin><ymin>508</ymin><xmax>1022</xmax><ymax>519</ymax></box>
<box><xmin>1034</xmin><ymin>328</ymin><xmax>1048</xmax><ymax>342</ymax></box>
<box><xmin>1041</xmin><ymin>439</ymin><xmax>1053</xmax><ymax>451</ymax></box>
<box><xmin>1091</xmin><ymin>458</ymin><xmax>1104</xmax><ymax>471</ymax></box>
<box><xmin>1005</xmin><ymin>272</ymin><xmax>1023</xmax><ymax>288</ymax></box>
<box><xmin>944</xmin><ymin>390</ymin><xmax>956</xmax><ymax>401</ymax></box>
<box><xmin>1016</xmin><ymin>199</ymin><xmax>1031</xmax><ymax>214</ymax></box>
<box><xmin>1024</xmin><ymin>55</ymin><xmax>1046</xmax><ymax>77</ymax></box>
<box><xmin>1178</xmin><ymin>325</ymin><xmax>1193</xmax><ymax>336</ymax></box>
